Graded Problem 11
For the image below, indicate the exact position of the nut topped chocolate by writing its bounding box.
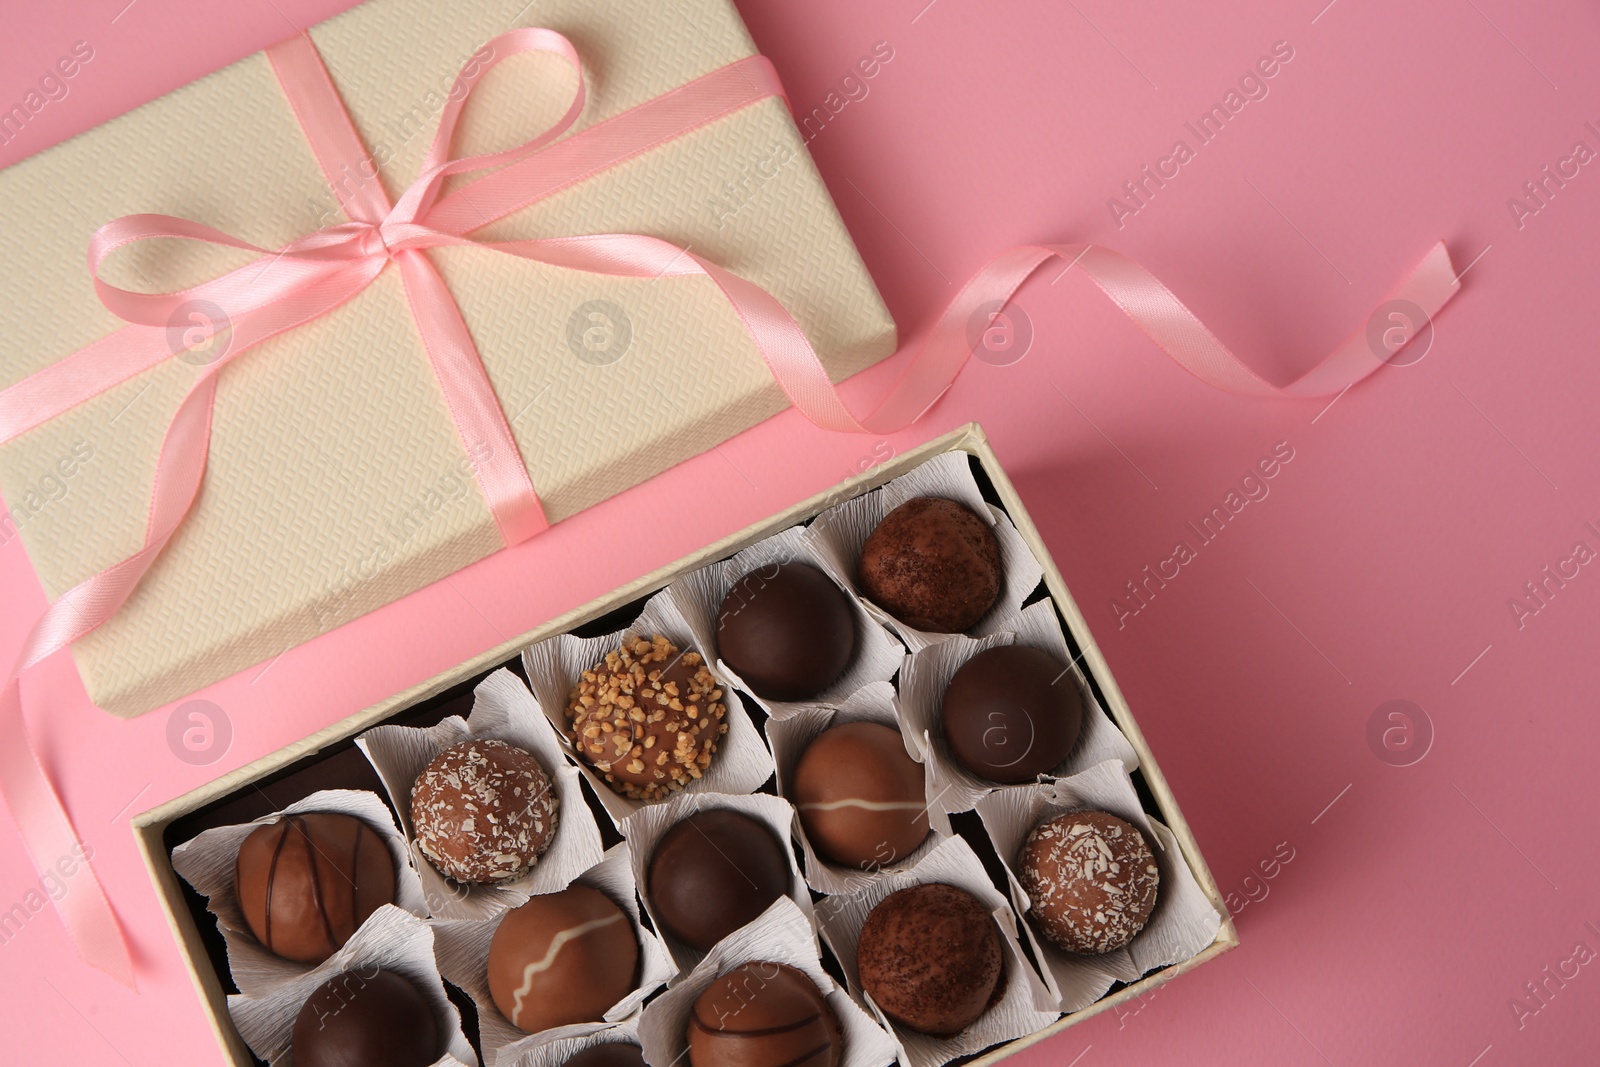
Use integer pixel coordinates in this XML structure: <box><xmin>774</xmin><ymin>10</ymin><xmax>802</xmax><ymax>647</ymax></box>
<box><xmin>1018</xmin><ymin>810</ymin><xmax>1158</xmax><ymax>955</ymax></box>
<box><xmin>567</xmin><ymin>635</ymin><xmax>727</xmax><ymax>802</ymax></box>
<box><xmin>857</xmin><ymin>497</ymin><xmax>1002</xmax><ymax>633</ymax></box>
<box><xmin>716</xmin><ymin>562</ymin><xmax>857</xmax><ymax>701</ymax></box>
<box><xmin>234</xmin><ymin>812</ymin><xmax>396</xmax><ymax>964</ymax></box>
<box><xmin>410</xmin><ymin>738</ymin><xmax>558</xmax><ymax>884</ymax></box>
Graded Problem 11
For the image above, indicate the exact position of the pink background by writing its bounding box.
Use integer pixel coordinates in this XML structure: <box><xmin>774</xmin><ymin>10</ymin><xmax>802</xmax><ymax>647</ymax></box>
<box><xmin>2</xmin><ymin>0</ymin><xmax>1596</xmax><ymax>1063</ymax></box>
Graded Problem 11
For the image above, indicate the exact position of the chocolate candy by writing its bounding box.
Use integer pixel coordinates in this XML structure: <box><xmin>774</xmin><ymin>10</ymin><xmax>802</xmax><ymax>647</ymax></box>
<box><xmin>940</xmin><ymin>645</ymin><xmax>1082</xmax><ymax>784</ymax></box>
<box><xmin>234</xmin><ymin>812</ymin><xmax>396</xmax><ymax>964</ymax></box>
<box><xmin>291</xmin><ymin>967</ymin><xmax>440</xmax><ymax>1067</ymax></box>
<box><xmin>647</xmin><ymin>809</ymin><xmax>789</xmax><ymax>951</ymax></box>
<box><xmin>1019</xmin><ymin>810</ymin><xmax>1159</xmax><ymax>955</ymax></box>
<box><xmin>563</xmin><ymin>1043</ymin><xmax>649</xmax><ymax>1067</ymax></box>
<box><xmin>791</xmin><ymin>722</ymin><xmax>928</xmax><ymax>870</ymax></box>
<box><xmin>488</xmin><ymin>884</ymin><xmax>639</xmax><ymax>1033</ymax></box>
<box><xmin>716</xmin><ymin>562</ymin><xmax>857</xmax><ymax>701</ymax></box>
<box><xmin>567</xmin><ymin>635</ymin><xmax>727</xmax><ymax>802</ymax></box>
<box><xmin>687</xmin><ymin>961</ymin><xmax>842</xmax><ymax>1067</ymax></box>
<box><xmin>857</xmin><ymin>497</ymin><xmax>1001</xmax><ymax>633</ymax></box>
<box><xmin>410</xmin><ymin>738</ymin><xmax>559</xmax><ymax>884</ymax></box>
<box><xmin>856</xmin><ymin>883</ymin><xmax>1002</xmax><ymax>1036</ymax></box>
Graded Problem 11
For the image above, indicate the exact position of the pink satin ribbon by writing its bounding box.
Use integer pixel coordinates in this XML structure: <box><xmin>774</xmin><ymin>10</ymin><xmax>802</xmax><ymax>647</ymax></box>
<box><xmin>0</xmin><ymin>27</ymin><xmax>1459</xmax><ymax>989</ymax></box>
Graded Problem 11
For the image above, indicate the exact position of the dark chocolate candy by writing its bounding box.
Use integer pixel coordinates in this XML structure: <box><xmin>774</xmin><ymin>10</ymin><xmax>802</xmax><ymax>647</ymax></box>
<box><xmin>856</xmin><ymin>882</ymin><xmax>1002</xmax><ymax>1036</ymax></box>
<box><xmin>1019</xmin><ymin>810</ymin><xmax>1159</xmax><ymax>955</ymax></box>
<box><xmin>791</xmin><ymin>722</ymin><xmax>928</xmax><ymax>870</ymax></box>
<box><xmin>687</xmin><ymin>961</ymin><xmax>842</xmax><ymax>1067</ymax></box>
<box><xmin>716</xmin><ymin>562</ymin><xmax>856</xmax><ymax>701</ymax></box>
<box><xmin>647</xmin><ymin>809</ymin><xmax>789</xmax><ymax>951</ymax></box>
<box><xmin>488</xmin><ymin>884</ymin><xmax>639</xmax><ymax>1033</ymax></box>
<box><xmin>940</xmin><ymin>644</ymin><xmax>1082</xmax><ymax>784</ymax></box>
<box><xmin>856</xmin><ymin>497</ymin><xmax>1002</xmax><ymax>633</ymax></box>
<box><xmin>234</xmin><ymin>812</ymin><xmax>396</xmax><ymax>964</ymax></box>
<box><xmin>563</xmin><ymin>1043</ymin><xmax>649</xmax><ymax>1067</ymax></box>
<box><xmin>291</xmin><ymin>967</ymin><xmax>440</xmax><ymax>1067</ymax></box>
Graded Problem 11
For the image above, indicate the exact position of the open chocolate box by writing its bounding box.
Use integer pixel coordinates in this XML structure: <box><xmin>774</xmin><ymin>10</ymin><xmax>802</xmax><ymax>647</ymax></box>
<box><xmin>132</xmin><ymin>423</ymin><xmax>1238</xmax><ymax>1067</ymax></box>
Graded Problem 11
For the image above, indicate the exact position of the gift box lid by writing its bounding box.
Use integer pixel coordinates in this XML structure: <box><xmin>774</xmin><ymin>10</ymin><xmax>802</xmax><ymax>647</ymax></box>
<box><xmin>0</xmin><ymin>0</ymin><xmax>896</xmax><ymax>716</ymax></box>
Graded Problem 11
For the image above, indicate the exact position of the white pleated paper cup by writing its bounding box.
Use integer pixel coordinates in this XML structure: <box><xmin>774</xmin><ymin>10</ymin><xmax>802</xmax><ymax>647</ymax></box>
<box><xmin>226</xmin><ymin>905</ymin><xmax>477</xmax><ymax>1067</ymax></box>
<box><xmin>895</xmin><ymin>599</ymin><xmax>1138</xmax><ymax>816</ymax></box>
<box><xmin>495</xmin><ymin>1016</ymin><xmax>643</xmax><ymax>1067</ymax></box>
<box><xmin>974</xmin><ymin>759</ymin><xmax>1225</xmax><ymax>1013</ymax></box>
<box><xmin>765</xmin><ymin>680</ymin><xmax>949</xmax><ymax>894</ymax></box>
<box><xmin>806</xmin><ymin>450</ymin><xmax>1044</xmax><ymax>653</ymax></box>
<box><xmin>169</xmin><ymin>788</ymin><xmax>428</xmax><ymax>997</ymax></box>
<box><xmin>433</xmin><ymin>843</ymin><xmax>676</xmax><ymax>1067</ymax></box>
<box><xmin>667</xmin><ymin>523</ymin><xmax>903</xmax><ymax>720</ymax></box>
<box><xmin>521</xmin><ymin>590</ymin><xmax>773</xmax><ymax>827</ymax></box>
<box><xmin>813</xmin><ymin>835</ymin><xmax>1059</xmax><ymax>1067</ymax></box>
<box><xmin>638</xmin><ymin>896</ymin><xmax>897</xmax><ymax>1067</ymax></box>
<box><xmin>357</xmin><ymin>668</ymin><xmax>605</xmax><ymax>921</ymax></box>
<box><xmin>618</xmin><ymin>789</ymin><xmax>813</xmax><ymax>972</ymax></box>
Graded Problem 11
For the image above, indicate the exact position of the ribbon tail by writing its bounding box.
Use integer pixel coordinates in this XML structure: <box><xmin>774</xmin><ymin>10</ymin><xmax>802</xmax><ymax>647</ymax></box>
<box><xmin>703</xmin><ymin>239</ymin><xmax>1462</xmax><ymax>432</ymax></box>
<box><xmin>0</xmin><ymin>371</ymin><xmax>222</xmax><ymax>990</ymax></box>
<box><xmin>0</xmin><ymin>680</ymin><xmax>137</xmax><ymax>990</ymax></box>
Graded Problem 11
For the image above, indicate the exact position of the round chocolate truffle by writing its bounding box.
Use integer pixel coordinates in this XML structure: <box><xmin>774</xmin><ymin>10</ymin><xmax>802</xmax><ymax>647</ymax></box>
<box><xmin>647</xmin><ymin>809</ymin><xmax>790</xmax><ymax>951</ymax></box>
<box><xmin>791</xmin><ymin>722</ymin><xmax>929</xmax><ymax>870</ymax></box>
<box><xmin>567</xmin><ymin>635</ymin><xmax>728</xmax><ymax>802</ymax></box>
<box><xmin>857</xmin><ymin>497</ymin><xmax>1002</xmax><ymax>633</ymax></box>
<box><xmin>234</xmin><ymin>812</ymin><xmax>396</xmax><ymax>964</ymax></box>
<box><xmin>1018</xmin><ymin>810</ymin><xmax>1159</xmax><ymax>955</ymax></box>
<box><xmin>687</xmin><ymin>961</ymin><xmax>842</xmax><ymax>1067</ymax></box>
<box><xmin>716</xmin><ymin>562</ymin><xmax>857</xmax><ymax>701</ymax></box>
<box><xmin>856</xmin><ymin>883</ymin><xmax>1002</xmax><ymax>1036</ymax></box>
<box><xmin>564</xmin><ymin>1043</ymin><xmax>649</xmax><ymax>1067</ymax></box>
<box><xmin>291</xmin><ymin>967</ymin><xmax>440</xmax><ymax>1067</ymax></box>
<box><xmin>410</xmin><ymin>738</ymin><xmax>559</xmax><ymax>884</ymax></box>
<box><xmin>488</xmin><ymin>884</ymin><xmax>639</xmax><ymax>1033</ymax></box>
<box><xmin>940</xmin><ymin>645</ymin><xmax>1082</xmax><ymax>784</ymax></box>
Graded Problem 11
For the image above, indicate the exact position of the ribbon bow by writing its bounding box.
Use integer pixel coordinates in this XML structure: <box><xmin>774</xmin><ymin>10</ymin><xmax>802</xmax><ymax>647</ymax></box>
<box><xmin>0</xmin><ymin>25</ymin><xmax>1462</xmax><ymax>990</ymax></box>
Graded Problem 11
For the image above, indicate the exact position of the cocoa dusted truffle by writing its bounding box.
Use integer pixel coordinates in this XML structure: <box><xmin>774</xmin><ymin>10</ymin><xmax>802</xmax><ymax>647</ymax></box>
<box><xmin>856</xmin><ymin>883</ymin><xmax>1002</xmax><ymax>1036</ymax></box>
<box><xmin>941</xmin><ymin>645</ymin><xmax>1082</xmax><ymax>784</ymax></box>
<box><xmin>291</xmin><ymin>968</ymin><xmax>440</xmax><ymax>1067</ymax></box>
<box><xmin>564</xmin><ymin>1043</ymin><xmax>649</xmax><ymax>1067</ymax></box>
<box><xmin>647</xmin><ymin>809</ymin><xmax>790</xmax><ymax>951</ymax></box>
<box><xmin>410</xmin><ymin>738</ymin><xmax>559</xmax><ymax>884</ymax></box>
<box><xmin>488</xmin><ymin>884</ymin><xmax>639</xmax><ymax>1033</ymax></box>
<box><xmin>567</xmin><ymin>635</ymin><xmax>728</xmax><ymax>802</ymax></box>
<box><xmin>857</xmin><ymin>497</ymin><xmax>1002</xmax><ymax>632</ymax></box>
<box><xmin>687</xmin><ymin>961</ymin><xmax>842</xmax><ymax>1067</ymax></box>
<box><xmin>791</xmin><ymin>722</ymin><xmax>929</xmax><ymax>870</ymax></box>
<box><xmin>1018</xmin><ymin>811</ymin><xmax>1159</xmax><ymax>955</ymax></box>
<box><xmin>716</xmin><ymin>562</ymin><xmax>857</xmax><ymax>701</ymax></box>
<box><xmin>234</xmin><ymin>812</ymin><xmax>396</xmax><ymax>964</ymax></box>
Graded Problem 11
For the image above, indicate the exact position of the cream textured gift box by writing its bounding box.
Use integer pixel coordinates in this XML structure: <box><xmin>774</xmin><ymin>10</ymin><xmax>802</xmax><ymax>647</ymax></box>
<box><xmin>0</xmin><ymin>0</ymin><xmax>895</xmax><ymax>716</ymax></box>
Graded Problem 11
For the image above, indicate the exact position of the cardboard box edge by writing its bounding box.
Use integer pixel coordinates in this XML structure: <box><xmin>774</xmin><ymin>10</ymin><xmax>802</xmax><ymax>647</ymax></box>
<box><xmin>132</xmin><ymin>422</ymin><xmax>1238</xmax><ymax>1066</ymax></box>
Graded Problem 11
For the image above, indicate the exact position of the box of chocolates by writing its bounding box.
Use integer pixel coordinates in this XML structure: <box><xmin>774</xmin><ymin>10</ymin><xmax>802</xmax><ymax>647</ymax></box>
<box><xmin>132</xmin><ymin>423</ymin><xmax>1237</xmax><ymax>1067</ymax></box>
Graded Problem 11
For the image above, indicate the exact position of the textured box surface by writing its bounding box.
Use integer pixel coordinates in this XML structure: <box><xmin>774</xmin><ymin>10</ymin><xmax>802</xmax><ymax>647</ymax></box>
<box><xmin>0</xmin><ymin>0</ymin><xmax>896</xmax><ymax>716</ymax></box>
